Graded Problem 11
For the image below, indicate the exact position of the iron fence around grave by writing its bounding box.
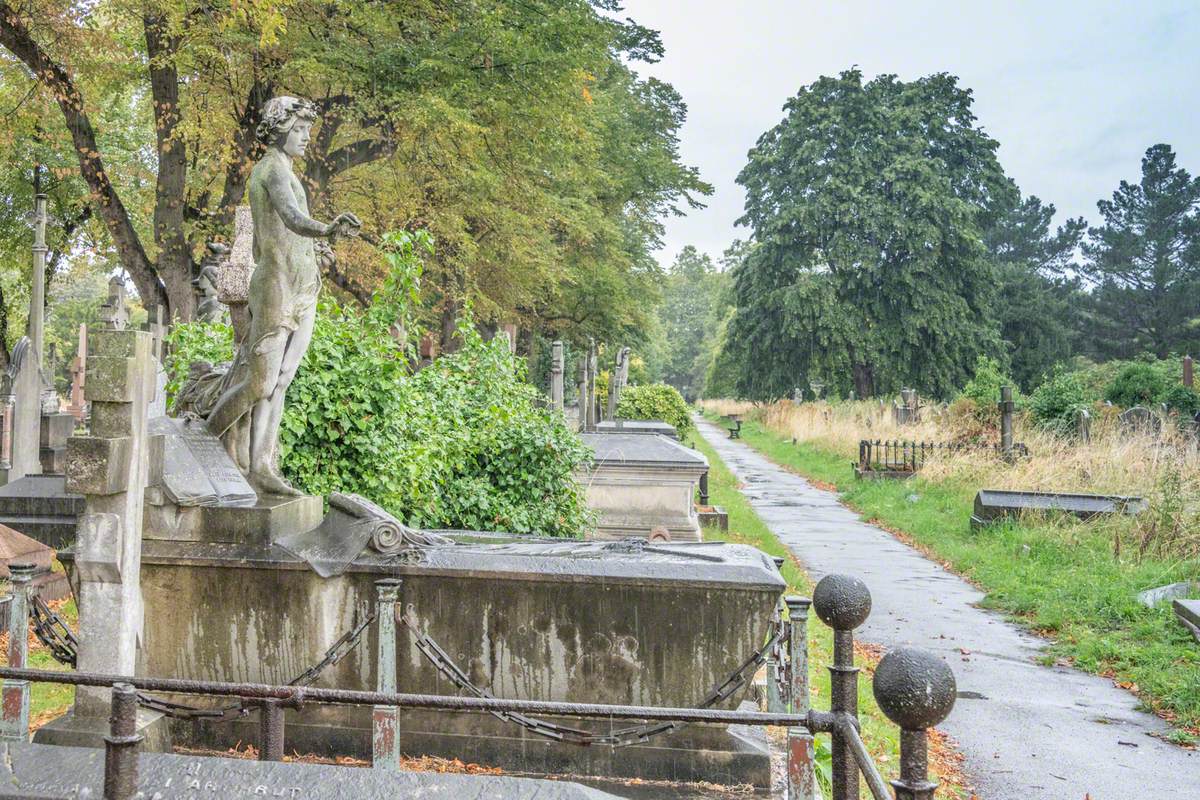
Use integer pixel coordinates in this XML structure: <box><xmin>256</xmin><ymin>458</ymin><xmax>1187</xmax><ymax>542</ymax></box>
<box><xmin>856</xmin><ymin>439</ymin><xmax>1029</xmax><ymax>478</ymax></box>
<box><xmin>1</xmin><ymin>564</ymin><xmax>957</xmax><ymax>800</ymax></box>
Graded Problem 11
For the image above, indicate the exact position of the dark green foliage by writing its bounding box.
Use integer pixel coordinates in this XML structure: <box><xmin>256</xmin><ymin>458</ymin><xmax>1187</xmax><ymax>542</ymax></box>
<box><xmin>1161</xmin><ymin>384</ymin><xmax>1200</xmax><ymax>417</ymax></box>
<box><xmin>1029</xmin><ymin>370</ymin><xmax>1090</xmax><ymax>433</ymax></box>
<box><xmin>953</xmin><ymin>356</ymin><xmax>1020</xmax><ymax>427</ymax></box>
<box><xmin>616</xmin><ymin>383</ymin><xmax>692</xmax><ymax>438</ymax></box>
<box><xmin>726</xmin><ymin>69</ymin><xmax>1012</xmax><ymax>400</ymax></box>
<box><xmin>163</xmin><ymin>320</ymin><xmax>234</xmax><ymax>410</ymax></box>
<box><xmin>657</xmin><ymin>246</ymin><xmax>730</xmax><ymax>400</ymax></box>
<box><xmin>1081</xmin><ymin>144</ymin><xmax>1200</xmax><ymax>360</ymax></box>
<box><xmin>1104</xmin><ymin>362</ymin><xmax>1170</xmax><ymax>408</ymax></box>
<box><xmin>166</xmin><ymin>233</ymin><xmax>591</xmax><ymax>536</ymax></box>
<box><xmin>984</xmin><ymin>193</ymin><xmax>1087</xmax><ymax>389</ymax></box>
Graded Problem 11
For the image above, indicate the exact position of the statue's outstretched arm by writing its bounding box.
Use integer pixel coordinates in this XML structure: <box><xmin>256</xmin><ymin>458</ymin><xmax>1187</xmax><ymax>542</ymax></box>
<box><xmin>265</xmin><ymin>166</ymin><xmax>332</xmax><ymax>238</ymax></box>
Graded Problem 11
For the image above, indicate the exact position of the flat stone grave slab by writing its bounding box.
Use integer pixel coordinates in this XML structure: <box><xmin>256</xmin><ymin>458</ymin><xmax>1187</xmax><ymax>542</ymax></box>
<box><xmin>1174</xmin><ymin>598</ymin><xmax>1200</xmax><ymax>642</ymax></box>
<box><xmin>595</xmin><ymin>419</ymin><xmax>679</xmax><ymax>439</ymax></box>
<box><xmin>971</xmin><ymin>488</ymin><xmax>1147</xmax><ymax>528</ymax></box>
<box><xmin>0</xmin><ymin>741</ymin><xmax>618</xmax><ymax>799</ymax></box>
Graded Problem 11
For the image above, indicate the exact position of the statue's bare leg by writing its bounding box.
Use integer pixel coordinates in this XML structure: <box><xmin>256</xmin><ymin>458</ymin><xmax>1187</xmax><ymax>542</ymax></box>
<box><xmin>254</xmin><ymin>309</ymin><xmax>316</xmax><ymax>496</ymax></box>
<box><xmin>243</xmin><ymin>330</ymin><xmax>292</xmax><ymax>496</ymax></box>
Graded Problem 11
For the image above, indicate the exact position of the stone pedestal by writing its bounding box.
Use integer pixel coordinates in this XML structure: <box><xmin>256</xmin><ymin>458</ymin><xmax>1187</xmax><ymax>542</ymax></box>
<box><xmin>73</xmin><ymin>535</ymin><xmax>783</xmax><ymax>787</ymax></box>
<box><xmin>578</xmin><ymin>433</ymin><xmax>707</xmax><ymax>541</ymax></box>
<box><xmin>39</xmin><ymin>411</ymin><xmax>76</xmax><ymax>475</ymax></box>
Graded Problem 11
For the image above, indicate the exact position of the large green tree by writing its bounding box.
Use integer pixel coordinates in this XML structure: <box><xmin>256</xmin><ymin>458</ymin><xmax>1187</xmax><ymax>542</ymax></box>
<box><xmin>0</xmin><ymin>1</ymin><xmax>706</xmax><ymax>354</ymax></box>
<box><xmin>1080</xmin><ymin>144</ymin><xmax>1200</xmax><ymax>359</ymax></box>
<box><xmin>726</xmin><ymin>69</ymin><xmax>1012</xmax><ymax>400</ymax></box>
<box><xmin>655</xmin><ymin>245</ymin><xmax>727</xmax><ymax>398</ymax></box>
<box><xmin>984</xmin><ymin>192</ymin><xmax>1086</xmax><ymax>389</ymax></box>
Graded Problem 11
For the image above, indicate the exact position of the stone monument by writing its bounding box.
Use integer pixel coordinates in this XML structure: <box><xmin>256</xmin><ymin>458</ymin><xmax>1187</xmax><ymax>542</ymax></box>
<box><xmin>36</xmin><ymin>324</ymin><xmax>168</xmax><ymax>748</ymax></box>
<box><xmin>605</xmin><ymin>345</ymin><xmax>630</xmax><ymax>421</ymax></box>
<box><xmin>178</xmin><ymin>95</ymin><xmax>360</xmax><ymax>497</ymax></box>
<box><xmin>549</xmin><ymin>340</ymin><xmax>564</xmax><ymax>412</ymax></box>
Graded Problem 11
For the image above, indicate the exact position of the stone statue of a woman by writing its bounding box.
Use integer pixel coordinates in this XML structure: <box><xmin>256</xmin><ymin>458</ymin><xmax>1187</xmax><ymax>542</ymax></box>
<box><xmin>204</xmin><ymin>96</ymin><xmax>359</xmax><ymax>496</ymax></box>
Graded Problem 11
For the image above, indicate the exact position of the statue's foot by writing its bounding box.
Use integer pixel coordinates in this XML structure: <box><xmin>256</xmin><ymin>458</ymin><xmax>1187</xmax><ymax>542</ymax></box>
<box><xmin>250</xmin><ymin>469</ymin><xmax>302</xmax><ymax>497</ymax></box>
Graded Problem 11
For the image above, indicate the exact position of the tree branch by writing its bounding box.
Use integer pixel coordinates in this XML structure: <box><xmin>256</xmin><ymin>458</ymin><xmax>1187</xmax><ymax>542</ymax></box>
<box><xmin>0</xmin><ymin>2</ymin><xmax>166</xmax><ymax>310</ymax></box>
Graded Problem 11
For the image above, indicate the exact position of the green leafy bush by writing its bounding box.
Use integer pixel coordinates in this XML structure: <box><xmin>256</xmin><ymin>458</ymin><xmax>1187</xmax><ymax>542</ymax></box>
<box><xmin>1104</xmin><ymin>362</ymin><xmax>1169</xmax><ymax>408</ymax></box>
<box><xmin>1029</xmin><ymin>369</ymin><xmax>1089</xmax><ymax>434</ymax></box>
<box><xmin>164</xmin><ymin>319</ymin><xmax>234</xmax><ymax>410</ymax></box>
<box><xmin>165</xmin><ymin>232</ymin><xmax>592</xmax><ymax>536</ymax></box>
<box><xmin>950</xmin><ymin>356</ymin><xmax>1020</xmax><ymax>433</ymax></box>
<box><xmin>616</xmin><ymin>383</ymin><xmax>693</xmax><ymax>438</ymax></box>
<box><xmin>1161</xmin><ymin>384</ymin><xmax>1200</xmax><ymax>418</ymax></box>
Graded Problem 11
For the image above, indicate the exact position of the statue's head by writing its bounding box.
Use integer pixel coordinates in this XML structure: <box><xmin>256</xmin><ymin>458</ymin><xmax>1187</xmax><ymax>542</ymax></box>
<box><xmin>256</xmin><ymin>96</ymin><xmax>317</xmax><ymax>158</ymax></box>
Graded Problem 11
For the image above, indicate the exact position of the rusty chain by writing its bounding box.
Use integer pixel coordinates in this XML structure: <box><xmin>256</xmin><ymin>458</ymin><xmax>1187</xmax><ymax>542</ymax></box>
<box><xmin>401</xmin><ymin>610</ymin><xmax>783</xmax><ymax>747</ymax></box>
<box><xmin>30</xmin><ymin>595</ymin><xmax>78</xmax><ymax>668</ymax></box>
<box><xmin>27</xmin><ymin>599</ymin><xmax>376</xmax><ymax>721</ymax></box>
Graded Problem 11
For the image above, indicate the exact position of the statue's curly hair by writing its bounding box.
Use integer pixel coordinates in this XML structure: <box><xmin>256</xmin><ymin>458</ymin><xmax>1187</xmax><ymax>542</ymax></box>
<box><xmin>255</xmin><ymin>96</ymin><xmax>317</xmax><ymax>145</ymax></box>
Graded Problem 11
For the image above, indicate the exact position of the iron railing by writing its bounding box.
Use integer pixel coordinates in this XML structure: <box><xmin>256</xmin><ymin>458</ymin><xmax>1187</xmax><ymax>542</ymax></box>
<box><xmin>857</xmin><ymin>438</ymin><xmax>1029</xmax><ymax>476</ymax></box>
<box><xmin>2</xmin><ymin>565</ymin><xmax>956</xmax><ymax>800</ymax></box>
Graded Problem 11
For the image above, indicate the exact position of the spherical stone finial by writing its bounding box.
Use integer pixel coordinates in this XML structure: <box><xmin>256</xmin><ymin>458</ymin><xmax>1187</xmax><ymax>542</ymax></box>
<box><xmin>812</xmin><ymin>574</ymin><xmax>872</xmax><ymax>630</ymax></box>
<box><xmin>873</xmin><ymin>647</ymin><xmax>957</xmax><ymax>731</ymax></box>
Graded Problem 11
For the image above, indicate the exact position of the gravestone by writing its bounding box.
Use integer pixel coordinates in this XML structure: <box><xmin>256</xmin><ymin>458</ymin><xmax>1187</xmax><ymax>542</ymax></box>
<box><xmin>97</xmin><ymin>276</ymin><xmax>129</xmax><ymax>331</ymax></box>
<box><xmin>0</xmin><ymin>741</ymin><xmax>619</xmax><ymax>800</ymax></box>
<box><xmin>1184</xmin><ymin>355</ymin><xmax>1194</xmax><ymax>388</ymax></box>
<box><xmin>578</xmin><ymin>432</ymin><xmax>707</xmax><ymax>541</ymax></box>
<box><xmin>1076</xmin><ymin>408</ymin><xmax>1091</xmax><ymax>443</ymax></box>
<box><xmin>195</xmin><ymin>242</ymin><xmax>227</xmax><ymax>323</ymax></box>
<box><xmin>1119</xmin><ymin>406</ymin><xmax>1160</xmax><ymax>436</ymax></box>
<box><xmin>36</xmin><ymin>326</ymin><xmax>169</xmax><ymax>750</ymax></box>
<box><xmin>66</xmin><ymin>324</ymin><xmax>87</xmax><ymax>421</ymax></box>
<box><xmin>549</xmin><ymin>340</ymin><xmax>564</xmax><ymax>412</ymax></box>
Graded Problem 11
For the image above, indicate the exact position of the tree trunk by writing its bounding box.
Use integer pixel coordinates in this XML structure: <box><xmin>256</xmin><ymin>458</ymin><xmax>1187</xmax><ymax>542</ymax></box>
<box><xmin>145</xmin><ymin>13</ymin><xmax>194</xmax><ymax>321</ymax></box>
<box><xmin>852</xmin><ymin>362</ymin><xmax>875</xmax><ymax>399</ymax></box>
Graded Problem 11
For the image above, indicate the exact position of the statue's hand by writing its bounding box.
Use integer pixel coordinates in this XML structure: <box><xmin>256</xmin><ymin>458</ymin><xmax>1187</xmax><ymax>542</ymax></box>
<box><xmin>326</xmin><ymin>212</ymin><xmax>362</xmax><ymax>242</ymax></box>
<box><xmin>315</xmin><ymin>239</ymin><xmax>337</xmax><ymax>270</ymax></box>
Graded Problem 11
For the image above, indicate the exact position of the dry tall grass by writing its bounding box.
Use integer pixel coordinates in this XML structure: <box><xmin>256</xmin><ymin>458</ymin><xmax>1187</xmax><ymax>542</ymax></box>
<box><xmin>700</xmin><ymin>398</ymin><xmax>1200</xmax><ymax>559</ymax></box>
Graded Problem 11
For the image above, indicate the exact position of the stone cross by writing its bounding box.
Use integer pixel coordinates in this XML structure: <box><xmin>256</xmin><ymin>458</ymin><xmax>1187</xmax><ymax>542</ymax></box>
<box><xmin>549</xmin><ymin>341</ymin><xmax>564</xmax><ymax>413</ymax></box>
<box><xmin>98</xmin><ymin>276</ymin><xmax>129</xmax><ymax>331</ymax></box>
<box><xmin>67</xmin><ymin>324</ymin><xmax>87</xmax><ymax>421</ymax></box>
<box><xmin>57</xmin><ymin>327</ymin><xmax>162</xmax><ymax>739</ymax></box>
<box><xmin>576</xmin><ymin>356</ymin><xmax>588</xmax><ymax>431</ymax></box>
<box><xmin>998</xmin><ymin>386</ymin><xmax>1015</xmax><ymax>457</ymax></box>
<box><xmin>29</xmin><ymin>194</ymin><xmax>47</xmax><ymax>363</ymax></box>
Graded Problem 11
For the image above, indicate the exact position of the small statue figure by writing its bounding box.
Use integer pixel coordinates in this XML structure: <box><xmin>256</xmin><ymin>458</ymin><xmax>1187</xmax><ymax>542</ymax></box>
<box><xmin>203</xmin><ymin>96</ymin><xmax>360</xmax><ymax>496</ymax></box>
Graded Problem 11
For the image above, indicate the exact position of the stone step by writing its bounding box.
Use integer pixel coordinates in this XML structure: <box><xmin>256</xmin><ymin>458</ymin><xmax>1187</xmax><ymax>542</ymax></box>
<box><xmin>40</xmin><ymin>412</ymin><xmax>77</xmax><ymax>448</ymax></box>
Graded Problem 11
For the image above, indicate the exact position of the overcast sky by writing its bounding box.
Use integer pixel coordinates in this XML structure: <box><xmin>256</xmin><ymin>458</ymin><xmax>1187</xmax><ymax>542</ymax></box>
<box><xmin>632</xmin><ymin>0</ymin><xmax>1200</xmax><ymax>265</ymax></box>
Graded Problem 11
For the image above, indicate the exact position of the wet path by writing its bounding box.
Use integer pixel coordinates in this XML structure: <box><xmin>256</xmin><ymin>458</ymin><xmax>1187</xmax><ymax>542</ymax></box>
<box><xmin>695</xmin><ymin>417</ymin><xmax>1196</xmax><ymax>800</ymax></box>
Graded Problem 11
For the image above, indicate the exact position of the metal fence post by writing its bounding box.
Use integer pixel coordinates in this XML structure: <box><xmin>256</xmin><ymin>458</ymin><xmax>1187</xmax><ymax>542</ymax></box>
<box><xmin>0</xmin><ymin>563</ymin><xmax>34</xmax><ymax>742</ymax></box>
<box><xmin>104</xmin><ymin>682</ymin><xmax>142</xmax><ymax>800</ymax></box>
<box><xmin>373</xmin><ymin>578</ymin><xmax>403</xmax><ymax>770</ymax></box>
<box><xmin>873</xmin><ymin>647</ymin><xmax>957</xmax><ymax>800</ymax></box>
<box><xmin>813</xmin><ymin>575</ymin><xmax>872</xmax><ymax>800</ymax></box>
<box><xmin>785</xmin><ymin>595</ymin><xmax>814</xmax><ymax>800</ymax></box>
<box><xmin>258</xmin><ymin>698</ymin><xmax>285</xmax><ymax>761</ymax></box>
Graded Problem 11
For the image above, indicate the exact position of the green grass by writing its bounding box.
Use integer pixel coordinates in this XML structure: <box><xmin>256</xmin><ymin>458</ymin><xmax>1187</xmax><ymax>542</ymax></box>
<box><xmin>692</xmin><ymin>432</ymin><xmax>973</xmax><ymax>796</ymax></box>
<box><xmin>708</xmin><ymin>412</ymin><xmax>1200</xmax><ymax>738</ymax></box>
<box><xmin>1</xmin><ymin>594</ymin><xmax>76</xmax><ymax>728</ymax></box>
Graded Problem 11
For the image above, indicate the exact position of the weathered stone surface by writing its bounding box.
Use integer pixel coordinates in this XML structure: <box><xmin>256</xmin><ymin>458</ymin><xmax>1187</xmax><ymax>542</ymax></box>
<box><xmin>0</xmin><ymin>741</ymin><xmax>618</xmax><ymax>799</ymax></box>
<box><xmin>113</xmin><ymin>536</ymin><xmax>783</xmax><ymax>786</ymax></box>
<box><xmin>74</xmin><ymin>512</ymin><xmax>122</xmax><ymax>583</ymax></box>
<box><xmin>276</xmin><ymin>492</ymin><xmax>449</xmax><ymax>577</ymax></box>
<box><xmin>971</xmin><ymin>489</ymin><xmax>1146</xmax><ymax>527</ymax></box>
<box><xmin>0</xmin><ymin>475</ymin><xmax>83</xmax><ymax>550</ymax></box>
<box><xmin>595</xmin><ymin>419</ymin><xmax>679</xmax><ymax>439</ymax></box>
<box><xmin>147</xmin><ymin>416</ymin><xmax>256</xmax><ymax>507</ymax></box>
<box><xmin>84</xmin><ymin>356</ymin><xmax>140</xmax><ymax>403</ymax></box>
<box><xmin>64</xmin><ymin>436</ymin><xmax>131</xmax><ymax>495</ymax></box>
<box><xmin>578</xmin><ymin>433</ymin><xmax>707</xmax><ymax>541</ymax></box>
<box><xmin>89</xmin><ymin>402</ymin><xmax>134</xmax><ymax>439</ymax></box>
<box><xmin>88</xmin><ymin>329</ymin><xmax>142</xmax><ymax>359</ymax></box>
<box><xmin>1174</xmin><ymin>598</ymin><xmax>1200</xmax><ymax>643</ymax></box>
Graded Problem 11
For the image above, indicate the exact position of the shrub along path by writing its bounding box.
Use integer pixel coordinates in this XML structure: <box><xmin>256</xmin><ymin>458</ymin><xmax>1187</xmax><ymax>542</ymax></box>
<box><xmin>694</xmin><ymin>415</ymin><xmax>1196</xmax><ymax>800</ymax></box>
